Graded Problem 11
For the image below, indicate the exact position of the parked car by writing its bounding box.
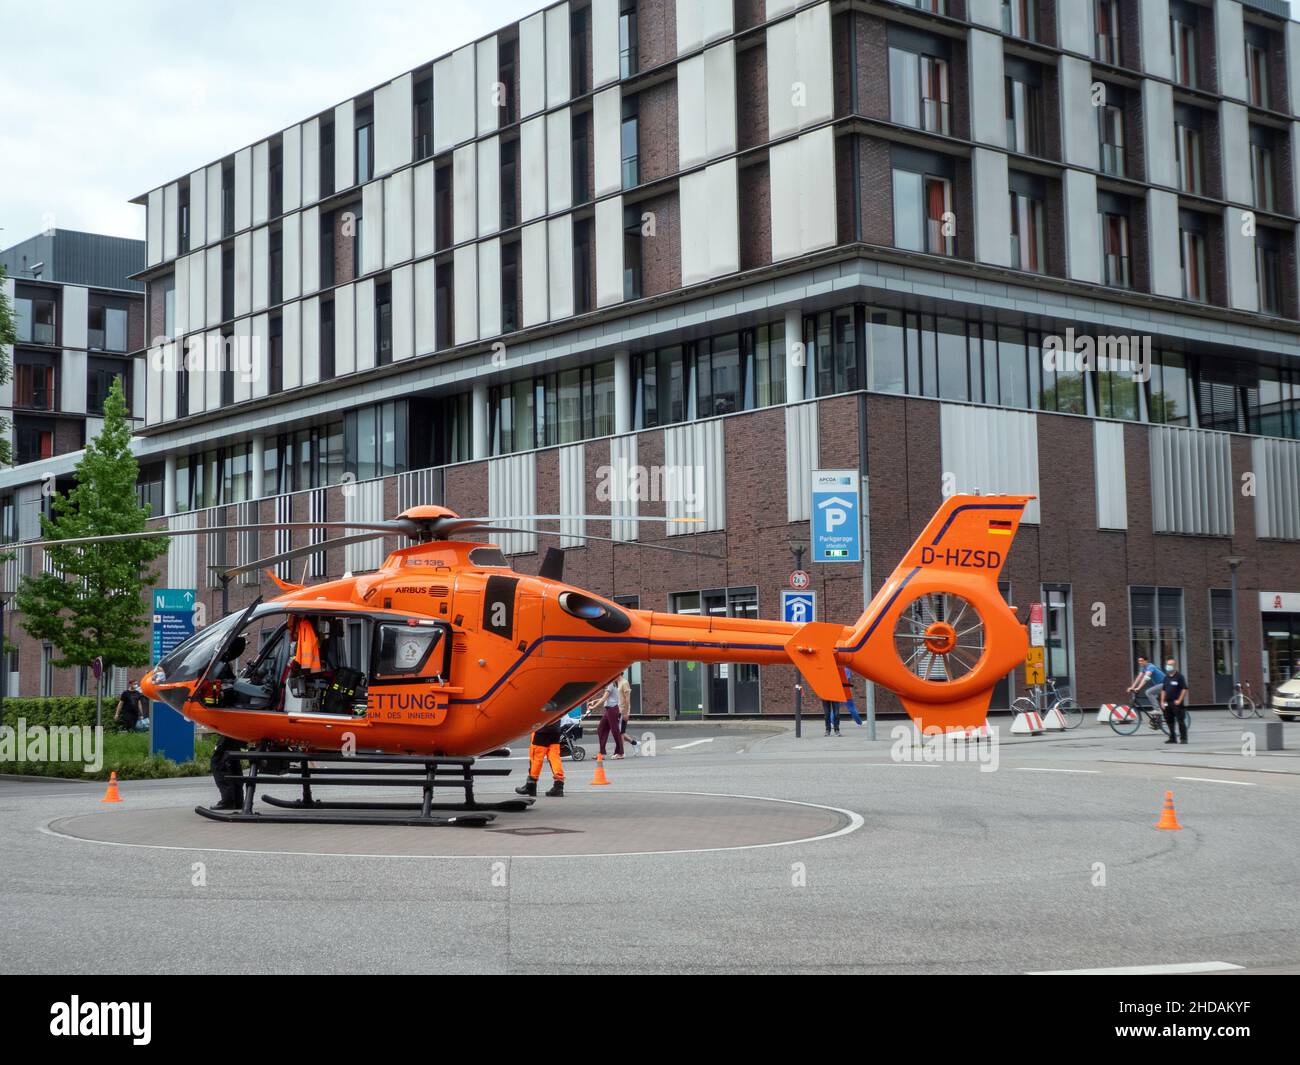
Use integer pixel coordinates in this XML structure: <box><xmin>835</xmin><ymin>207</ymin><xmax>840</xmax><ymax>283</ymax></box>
<box><xmin>1271</xmin><ymin>677</ymin><xmax>1300</xmax><ymax>721</ymax></box>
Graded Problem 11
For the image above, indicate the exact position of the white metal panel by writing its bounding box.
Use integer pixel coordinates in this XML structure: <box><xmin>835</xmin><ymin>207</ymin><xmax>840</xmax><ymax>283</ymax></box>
<box><xmin>414</xmin><ymin>259</ymin><xmax>437</xmax><ymax>355</ymax></box>
<box><xmin>282</xmin><ymin>212</ymin><xmax>301</xmax><ymax>301</ymax></box>
<box><xmin>1147</xmin><ymin>189</ymin><xmax>1182</xmax><ymax>297</ymax></box>
<box><xmin>172</xmin><ymin>259</ymin><xmax>188</xmax><ymax>338</ymax></box>
<box><xmin>282</xmin><ymin>124</ymin><xmax>302</xmax><ymax>213</ymax></box>
<box><xmin>167</xmin><ymin>513</ymin><xmax>198</xmax><ymax>592</ymax></box>
<box><xmin>355</xmin><ymin>276</ymin><xmax>376</xmax><ymax>371</ymax></box>
<box><xmin>1224</xmin><ymin>204</ymin><xmax>1258</xmax><ymax>312</ymax></box>
<box><xmin>766</xmin><ymin>0</ymin><xmax>802</xmax><ymax>17</ymax></box>
<box><xmin>707</xmin><ymin>158</ymin><xmax>739</xmax><ymax>278</ymax></box>
<box><xmin>1290</xmin><ymin>22</ymin><xmax>1300</xmax><ymax>115</ymax></box>
<box><xmin>362</xmin><ymin>180</ymin><xmax>384</xmax><ymax>275</ymax></box>
<box><xmin>163</xmin><ymin>182</ymin><xmax>179</xmax><ymax>262</ymax></box>
<box><xmin>593</xmin><ymin>87</ymin><xmax>621</xmax><ymax>197</ymax></box>
<box><xmin>251</xmin><ymin>226</ymin><xmax>269</xmax><ymax>312</ymax></box>
<box><xmin>664</xmin><ymin>420</ymin><xmax>725</xmax><ymax>533</ymax></box>
<box><xmin>488</xmin><ymin>452</ymin><xmax>537</xmax><ymax>555</ymax></box>
<box><xmin>1059</xmin><ymin>54</ymin><xmax>1097</xmax><ymax>170</ymax></box>
<box><xmin>1220</xmin><ymin>101</ymin><xmax>1251</xmax><ymax>205</ymax></box>
<box><xmin>252</xmin><ymin>140</ymin><xmax>270</xmax><ymax>226</ymax></box>
<box><xmin>595</xmin><ymin>195</ymin><xmax>624</xmax><ymax>308</ymax></box>
<box><xmin>785</xmin><ymin>401</ymin><xmax>818</xmax><ymax>522</ymax></box>
<box><xmin>548</xmin><ymin>215</ymin><xmax>574</xmax><ymax>321</ymax></box>
<box><xmin>301</xmin><ymin>117</ymin><xmax>321</xmax><ymax>206</ymax></box>
<box><xmin>973</xmin><ymin>147</ymin><xmax>1012</xmax><ymax>268</ymax></box>
<box><xmin>546</xmin><ymin>108</ymin><xmax>572</xmax><ymax>214</ymax></box>
<box><xmin>453</xmin><ymin>143</ymin><xmax>478</xmax><ymax>244</ymax></box>
<box><xmin>477</xmin><ymin>36</ymin><xmax>500</xmax><ymax>137</ymax></box>
<box><xmin>1215</xmin><ymin>0</ymin><xmax>1247</xmax><ymax>102</ymax></box>
<box><xmin>678</xmin><ymin>56</ymin><xmax>708</xmax><ymax>168</ymax></box>
<box><xmin>282</xmin><ymin>299</ymin><xmax>302</xmax><ymax>390</ymax></box>
<box><xmin>251</xmin><ymin>312</ymin><xmax>270</xmax><ymax>398</ymax></box>
<box><xmin>189</xmin><ymin>168</ymin><xmax>207</xmax><ymax>249</ymax></box>
<box><xmin>939</xmin><ymin>405</ymin><xmax>1041</xmax><ymax>524</ymax></box>
<box><xmin>301</xmin><ymin>205</ymin><xmax>321</xmax><ymax>295</ymax></box>
<box><xmin>521</xmin><ymin>116</ymin><xmax>548</xmax><ymax>221</ymax></box>
<box><xmin>678</xmin><ymin>0</ymin><xmax>732</xmax><ymax>52</ymax></box>
<box><xmin>413</xmin><ymin>161</ymin><xmax>437</xmax><ymax>257</ymax></box>
<box><xmin>767</xmin><ymin>4</ymin><xmax>833</xmax><ymax>139</ymax></box>
<box><xmin>375</xmin><ymin>72</ymin><xmax>413</xmax><ymax>176</ymax></box>
<box><xmin>205</xmin><ymin>329</ymin><xmax>221</xmax><ymax>410</ymax></box>
<box><xmin>1093</xmin><ymin>421</ymin><xmax>1128</xmax><ymax>529</ymax></box>
<box><xmin>235</xmin><ymin>146</ymin><xmax>252</xmax><ymax>231</ymax></box>
<box><xmin>62</xmin><ymin>285</ymin><xmax>89</xmax><ymax>348</ymax></box>
<box><xmin>769</xmin><ymin>129</ymin><xmax>836</xmax><ymax>262</ymax></box>
<box><xmin>301</xmin><ymin>296</ymin><xmax>320</xmax><ymax>385</ymax></box>
<box><xmin>147</xmin><ymin>188</ymin><xmax>163</xmax><ymax>266</ymax></box>
<box><xmin>545</xmin><ymin>2</ymin><xmax>572</xmax><ymax>108</ymax></box>
<box><xmin>1254</xmin><ymin>437</ymin><xmax>1300</xmax><ymax>540</ymax></box>
<box><xmin>680</xmin><ymin>168</ymin><xmax>709</xmax><ymax>285</ymax></box>
<box><xmin>187</xmin><ymin>250</ymin><xmax>205</xmax><ymax>330</ymax></box>
<box><xmin>522</xmin><ymin>221</ymin><xmax>549</xmax><ymax>327</ymax></box>
<box><xmin>1064</xmin><ymin>168</ymin><xmax>1100</xmax><ymax>284</ymax></box>
<box><xmin>205</xmin><ymin>245</ymin><xmax>221</xmax><ymax>327</ymax></box>
<box><xmin>335</xmin><ymin>99</ymin><xmax>355</xmax><ymax>190</ymax></box>
<box><xmin>592</xmin><ymin>0</ymin><xmax>619</xmax><ymax>87</ymax></box>
<box><xmin>608</xmin><ymin>434</ymin><xmax>638</xmax><ymax>541</ymax></box>
<box><xmin>434</xmin><ymin>45</ymin><xmax>476</xmax><ymax>152</ymax></box>
<box><xmin>559</xmin><ymin>443</ymin><xmax>586</xmax><ymax>546</ymax></box>
<box><xmin>766</xmin><ymin>18</ymin><xmax>799</xmax><ymax>140</ymax></box>
<box><xmin>234</xmin><ymin>231</ymin><xmax>252</xmax><ymax>318</ymax></box>
<box><xmin>519</xmin><ymin>12</ymin><xmax>547</xmax><ymax>118</ymax></box>
<box><xmin>1150</xmin><ymin>425</ymin><xmax>1234</xmax><ymax>536</ymax></box>
<box><xmin>384</xmin><ymin>169</ymin><xmax>413</xmax><ymax>268</ymax></box>
<box><xmin>478</xmin><ymin>136</ymin><xmax>501</xmax><ymax>236</ymax></box>
<box><xmin>969</xmin><ymin>31</ymin><xmax>1007</xmax><ymax>148</ymax></box>
<box><xmin>1057</xmin><ymin>0</ymin><xmax>1094</xmax><ymax>53</ymax></box>
<box><xmin>346</xmin><ymin>479</ymin><xmax>387</xmax><ymax>572</ymax></box>
<box><xmin>186</xmin><ymin>333</ymin><xmax>205</xmax><ymax>415</ymax></box>
<box><xmin>392</xmin><ymin>263</ymin><xmax>414</xmax><ymax>361</ymax></box>
<box><xmin>335</xmin><ymin>281</ymin><xmax>356</xmax><ymax>376</ymax></box>
<box><xmin>478</xmin><ymin>239</ymin><xmax>502</xmax><ymax>339</ymax></box>
<box><xmin>206</xmin><ymin>164</ymin><xmax>222</xmax><ymax>242</ymax></box>
<box><xmin>454</xmin><ymin>244</ymin><xmax>479</xmax><ymax>345</ymax></box>
<box><xmin>1139</xmin><ymin>0</ymin><xmax>1172</xmax><ymax>79</ymax></box>
<box><xmin>146</xmin><ymin>337</ymin><xmax>163</xmax><ymax>424</ymax></box>
<box><xmin>62</xmin><ymin>350</ymin><xmax>87</xmax><ymax>414</ymax></box>
<box><xmin>232</xmin><ymin>316</ymin><xmax>252</xmax><ymax>403</ymax></box>
<box><xmin>705</xmin><ymin>42</ymin><xmax>737</xmax><ymax>160</ymax></box>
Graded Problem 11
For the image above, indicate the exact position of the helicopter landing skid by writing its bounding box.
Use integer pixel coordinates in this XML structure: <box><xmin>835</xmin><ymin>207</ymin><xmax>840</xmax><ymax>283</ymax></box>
<box><xmin>196</xmin><ymin>748</ymin><xmax>534</xmax><ymax>827</ymax></box>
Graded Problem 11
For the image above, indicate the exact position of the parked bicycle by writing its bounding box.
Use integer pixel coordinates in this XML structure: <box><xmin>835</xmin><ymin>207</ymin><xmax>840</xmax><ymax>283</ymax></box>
<box><xmin>1227</xmin><ymin>680</ymin><xmax>1261</xmax><ymax>719</ymax></box>
<box><xmin>1011</xmin><ymin>678</ymin><xmax>1084</xmax><ymax>730</ymax></box>
<box><xmin>1106</xmin><ymin>694</ymin><xmax>1189</xmax><ymax>738</ymax></box>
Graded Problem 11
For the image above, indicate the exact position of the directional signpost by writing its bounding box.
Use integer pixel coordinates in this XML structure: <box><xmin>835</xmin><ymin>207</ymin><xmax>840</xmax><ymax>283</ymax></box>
<box><xmin>811</xmin><ymin>470</ymin><xmax>861</xmax><ymax>563</ymax></box>
<box><xmin>150</xmin><ymin>588</ymin><xmax>197</xmax><ymax>763</ymax></box>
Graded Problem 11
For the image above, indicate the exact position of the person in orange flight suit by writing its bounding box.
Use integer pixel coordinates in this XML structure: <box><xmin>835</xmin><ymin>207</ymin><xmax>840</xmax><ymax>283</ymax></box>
<box><xmin>515</xmin><ymin>717</ymin><xmax>565</xmax><ymax>798</ymax></box>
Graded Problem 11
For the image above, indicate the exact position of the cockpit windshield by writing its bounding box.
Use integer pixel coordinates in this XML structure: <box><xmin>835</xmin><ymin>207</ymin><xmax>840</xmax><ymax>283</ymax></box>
<box><xmin>155</xmin><ymin>610</ymin><xmax>244</xmax><ymax>683</ymax></box>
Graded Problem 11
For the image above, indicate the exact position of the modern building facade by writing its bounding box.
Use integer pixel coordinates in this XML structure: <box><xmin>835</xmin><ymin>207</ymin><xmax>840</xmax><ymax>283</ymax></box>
<box><xmin>5</xmin><ymin>0</ymin><xmax>1300</xmax><ymax>715</ymax></box>
<box><xmin>0</xmin><ymin>231</ymin><xmax>146</xmax><ymax>697</ymax></box>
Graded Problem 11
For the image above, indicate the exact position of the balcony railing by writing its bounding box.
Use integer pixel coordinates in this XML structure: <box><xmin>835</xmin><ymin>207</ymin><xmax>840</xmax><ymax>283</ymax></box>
<box><xmin>920</xmin><ymin>97</ymin><xmax>950</xmax><ymax>135</ymax></box>
<box><xmin>1100</xmin><ymin>142</ymin><xmax>1125</xmax><ymax>177</ymax></box>
<box><xmin>1103</xmin><ymin>254</ymin><xmax>1132</xmax><ymax>289</ymax></box>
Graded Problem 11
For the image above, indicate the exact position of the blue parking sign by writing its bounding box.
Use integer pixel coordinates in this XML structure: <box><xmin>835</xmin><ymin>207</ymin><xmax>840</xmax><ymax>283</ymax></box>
<box><xmin>782</xmin><ymin>591</ymin><xmax>816</xmax><ymax>625</ymax></box>
<box><xmin>811</xmin><ymin>469</ymin><xmax>861</xmax><ymax>563</ymax></box>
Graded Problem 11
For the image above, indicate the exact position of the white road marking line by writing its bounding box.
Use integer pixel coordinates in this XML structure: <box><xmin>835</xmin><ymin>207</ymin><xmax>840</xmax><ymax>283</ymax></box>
<box><xmin>1175</xmin><ymin>776</ymin><xmax>1256</xmax><ymax>787</ymax></box>
<box><xmin>1014</xmin><ymin>767</ymin><xmax>1101</xmax><ymax>774</ymax></box>
<box><xmin>1027</xmin><ymin>961</ymin><xmax>1244</xmax><ymax>976</ymax></box>
<box><xmin>671</xmin><ymin>738</ymin><xmax>715</xmax><ymax>750</ymax></box>
<box><xmin>40</xmin><ymin>790</ymin><xmax>865</xmax><ymax>861</ymax></box>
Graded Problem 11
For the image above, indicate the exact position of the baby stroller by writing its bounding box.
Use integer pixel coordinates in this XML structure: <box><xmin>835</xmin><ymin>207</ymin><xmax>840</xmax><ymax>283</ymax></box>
<box><xmin>558</xmin><ymin>715</ymin><xmax>587</xmax><ymax>761</ymax></box>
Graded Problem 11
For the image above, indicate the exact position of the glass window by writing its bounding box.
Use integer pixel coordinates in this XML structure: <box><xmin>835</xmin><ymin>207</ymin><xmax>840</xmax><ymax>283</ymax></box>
<box><xmin>1250</xmin><ymin>139</ymin><xmax>1275</xmax><ymax>212</ymax></box>
<box><xmin>1009</xmin><ymin>191</ymin><xmax>1045</xmax><ymax>273</ymax></box>
<box><xmin>1100</xmin><ymin>212</ymin><xmax>1131</xmax><ymax>288</ymax></box>
<box><xmin>1245</xmin><ymin>42</ymin><xmax>1269</xmax><ymax>109</ymax></box>
<box><xmin>1098</xmin><ymin>103</ymin><xmax>1125</xmax><ymax>177</ymax></box>
<box><xmin>1130</xmin><ymin>586</ymin><xmax>1186</xmax><ymax>671</ymax></box>
<box><xmin>1148</xmin><ymin>351</ymin><xmax>1192</xmax><ymax>426</ymax></box>
<box><xmin>1175</xmin><ymin>123</ymin><xmax>1203</xmax><ymax>193</ymax></box>
<box><xmin>1179</xmin><ymin>227</ymin><xmax>1207</xmax><ymax>302</ymax></box>
<box><xmin>889</xmin><ymin>48</ymin><xmax>949</xmax><ymax>134</ymax></box>
<box><xmin>997</xmin><ymin>327</ymin><xmax>1030</xmax><ymax>409</ymax></box>
<box><xmin>1095</xmin><ymin>0</ymin><xmax>1120</xmax><ymax>63</ymax></box>
<box><xmin>1171</xmin><ymin>17</ymin><xmax>1197</xmax><ymax>88</ymax></box>
<box><xmin>1005</xmin><ymin>75</ymin><xmax>1044</xmax><ymax>156</ymax></box>
<box><xmin>936</xmin><ymin>317</ymin><xmax>967</xmax><ymax>401</ymax></box>
<box><xmin>1002</xmin><ymin>0</ymin><xmax>1036</xmax><ymax>40</ymax></box>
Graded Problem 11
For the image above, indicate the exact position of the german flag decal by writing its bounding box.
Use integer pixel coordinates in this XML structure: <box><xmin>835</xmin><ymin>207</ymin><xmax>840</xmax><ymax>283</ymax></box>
<box><xmin>988</xmin><ymin>519</ymin><xmax>1014</xmax><ymax>536</ymax></box>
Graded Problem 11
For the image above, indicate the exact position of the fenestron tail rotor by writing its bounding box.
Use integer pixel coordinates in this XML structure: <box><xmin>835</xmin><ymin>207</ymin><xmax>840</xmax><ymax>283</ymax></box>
<box><xmin>892</xmin><ymin>591</ymin><xmax>986</xmax><ymax>683</ymax></box>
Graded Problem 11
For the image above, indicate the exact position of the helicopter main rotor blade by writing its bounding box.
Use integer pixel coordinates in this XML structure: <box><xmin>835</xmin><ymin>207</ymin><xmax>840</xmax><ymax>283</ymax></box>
<box><xmin>218</xmin><ymin>531</ymin><xmax>392</xmax><ymax>579</ymax></box>
<box><xmin>4</xmin><ymin>520</ymin><xmax>415</xmax><ymax>552</ymax></box>
<box><xmin>475</xmin><ymin>525</ymin><xmax>725</xmax><ymax>559</ymax></box>
<box><xmin>478</xmin><ymin>514</ymin><xmax>705</xmax><ymax>525</ymax></box>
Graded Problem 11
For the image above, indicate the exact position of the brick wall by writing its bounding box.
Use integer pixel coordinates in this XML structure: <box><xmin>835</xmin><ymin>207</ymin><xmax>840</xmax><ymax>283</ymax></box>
<box><xmin>638</xmin><ymin>190</ymin><xmax>681</xmax><ymax>297</ymax></box>
<box><xmin>636</xmin><ymin>81</ymin><xmax>679</xmax><ymax>184</ymax></box>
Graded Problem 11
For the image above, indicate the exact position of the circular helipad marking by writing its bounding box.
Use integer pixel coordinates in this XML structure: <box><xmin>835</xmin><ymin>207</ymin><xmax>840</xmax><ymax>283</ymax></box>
<box><xmin>44</xmin><ymin>790</ymin><xmax>862</xmax><ymax>859</ymax></box>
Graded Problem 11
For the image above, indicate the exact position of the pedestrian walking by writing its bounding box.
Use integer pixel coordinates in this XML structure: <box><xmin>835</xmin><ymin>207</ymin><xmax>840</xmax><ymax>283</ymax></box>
<box><xmin>1160</xmin><ymin>658</ymin><xmax>1190</xmax><ymax>745</ymax></box>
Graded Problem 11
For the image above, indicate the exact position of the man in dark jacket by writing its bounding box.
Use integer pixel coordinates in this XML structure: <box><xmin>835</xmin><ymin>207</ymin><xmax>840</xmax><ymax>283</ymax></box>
<box><xmin>113</xmin><ymin>681</ymin><xmax>145</xmax><ymax>731</ymax></box>
<box><xmin>1160</xmin><ymin>658</ymin><xmax>1190</xmax><ymax>745</ymax></box>
<box><xmin>515</xmin><ymin>717</ymin><xmax>565</xmax><ymax>798</ymax></box>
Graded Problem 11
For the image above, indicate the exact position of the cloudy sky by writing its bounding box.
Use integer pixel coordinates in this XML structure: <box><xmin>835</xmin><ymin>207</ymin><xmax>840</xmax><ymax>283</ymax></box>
<box><xmin>0</xmin><ymin>0</ymin><xmax>540</xmax><ymax>245</ymax></box>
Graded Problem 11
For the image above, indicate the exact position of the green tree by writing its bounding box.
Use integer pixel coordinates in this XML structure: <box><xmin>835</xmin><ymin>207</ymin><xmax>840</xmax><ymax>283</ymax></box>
<box><xmin>14</xmin><ymin>377</ymin><xmax>168</xmax><ymax>671</ymax></box>
<box><xmin>0</xmin><ymin>265</ymin><xmax>14</xmax><ymax>465</ymax></box>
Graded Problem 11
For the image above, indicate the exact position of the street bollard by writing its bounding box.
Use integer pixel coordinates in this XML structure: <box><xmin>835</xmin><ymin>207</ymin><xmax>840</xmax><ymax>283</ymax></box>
<box><xmin>794</xmin><ymin>682</ymin><xmax>802</xmax><ymax>738</ymax></box>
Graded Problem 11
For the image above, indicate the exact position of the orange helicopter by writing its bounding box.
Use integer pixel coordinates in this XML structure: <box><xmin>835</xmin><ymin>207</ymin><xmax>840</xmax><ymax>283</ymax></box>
<box><xmin>17</xmin><ymin>493</ymin><xmax>1030</xmax><ymax>824</ymax></box>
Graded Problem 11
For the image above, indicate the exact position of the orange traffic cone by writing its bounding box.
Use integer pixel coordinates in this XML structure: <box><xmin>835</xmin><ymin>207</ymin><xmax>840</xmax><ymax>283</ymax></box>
<box><xmin>1155</xmin><ymin>790</ymin><xmax>1182</xmax><ymax>831</ymax></box>
<box><xmin>590</xmin><ymin>754</ymin><xmax>610</xmax><ymax>786</ymax></box>
<box><xmin>100</xmin><ymin>772</ymin><xmax>123</xmax><ymax>804</ymax></box>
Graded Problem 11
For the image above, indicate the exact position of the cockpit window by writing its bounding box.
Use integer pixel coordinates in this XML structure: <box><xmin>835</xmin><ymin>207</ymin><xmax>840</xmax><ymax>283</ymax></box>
<box><xmin>373</xmin><ymin>622</ymin><xmax>446</xmax><ymax>679</ymax></box>
<box><xmin>156</xmin><ymin>611</ymin><xmax>243</xmax><ymax>683</ymax></box>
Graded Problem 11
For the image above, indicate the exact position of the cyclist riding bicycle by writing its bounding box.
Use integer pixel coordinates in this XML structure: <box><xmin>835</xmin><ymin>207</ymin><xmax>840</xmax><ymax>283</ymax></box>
<box><xmin>1126</xmin><ymin>656</ymin><xmax>1166</xmax><ymax>714</ymax></box>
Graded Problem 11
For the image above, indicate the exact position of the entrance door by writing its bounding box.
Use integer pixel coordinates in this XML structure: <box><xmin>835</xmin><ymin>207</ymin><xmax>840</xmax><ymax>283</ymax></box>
<box><xmin>1042</xmin><ymin>584</ymin><xmax>1074</xmax><ymax>694</ymax></box>
<box><xmin>1264</xmin><ymin>613</ymin><xmax>1299</xmax><ymax>698</ymax></box>
<box><xmin>1210</xmin><ymin>588</ymin><xmax>1236</xmax><ymax>703</ymax></box>
<box><xmin>669</xmin><ymin>587</ymin><xmax>761</xmax><ymax>716</ymax></box>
